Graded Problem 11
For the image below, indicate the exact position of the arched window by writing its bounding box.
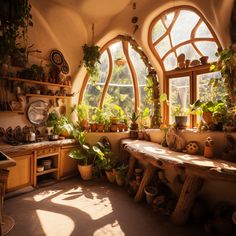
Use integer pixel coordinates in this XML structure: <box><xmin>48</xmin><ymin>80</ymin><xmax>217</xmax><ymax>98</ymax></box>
<box><xmin>149</xmin><ymin>6</ymin><xmax>224</xmax><ymax>127</ymax></box>
<box><xmin>80</xmin><ymin>37</ymin><xmax>153</xmax><ymax>121</ymax></box>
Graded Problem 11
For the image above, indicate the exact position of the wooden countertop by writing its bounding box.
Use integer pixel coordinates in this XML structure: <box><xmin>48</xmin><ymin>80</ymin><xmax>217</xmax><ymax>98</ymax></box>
<box><xmin>0</xmin><ymin>139</ymin><xmax>77</xmax><ymax>156</ymax></box>
<box><xmin>122</xmin><ymin>139</ymin><xmax>236</xmax><ymax>175</ymax></box>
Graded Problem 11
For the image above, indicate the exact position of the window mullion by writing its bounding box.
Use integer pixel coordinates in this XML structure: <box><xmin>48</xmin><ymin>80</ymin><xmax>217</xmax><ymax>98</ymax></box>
<box><xmin>99</xmin><ymin>48</ymin><xmax>113</xmax><ymax>108</ymax></box>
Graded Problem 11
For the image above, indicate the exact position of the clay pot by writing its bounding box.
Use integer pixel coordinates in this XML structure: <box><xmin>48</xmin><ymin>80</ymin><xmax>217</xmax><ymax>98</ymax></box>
<box><xmin>105</xmin><ymin>170</ymin><xmax>116</xmax><ymax>183</ymax></box>
<box><xmin>204</xmin><ymin>146</ymin><xmax>213</xmax><ymax>158</ymax></box>
<box><xmin>175</xmin><ymin>116</ymin><xmax>187</xmax><ymax>129</ymax></box>
<box><xmin>202</xmin><ymin>112</ymin><xmax>212</xmax><ymax>124</ymax></box>
<box><xmin>78</xmin><ymin>164</ymin><xmax>93</xmax><ymax>180</ymax></box>
<box><xmin>97</xmin><ymin>124</ymin><xmax>105</xmax><ymax>132</ymax></box>
<box><xmin>144</xmin><ymin>186</ymin><xmax>158</xmax><ymax>204</ymax></box>
<box><xmin>110</xmin><ymin>124</ymin><xmax>118</xmax><ymax>132</ymax></box>
<box><xmin>90</xmin><ymin>123</ymin><xmax>97</xmax><ymax>132</ymax></box>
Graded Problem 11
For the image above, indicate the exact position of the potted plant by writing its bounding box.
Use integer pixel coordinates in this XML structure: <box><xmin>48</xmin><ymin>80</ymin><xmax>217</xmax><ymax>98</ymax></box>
<box><xmin>172</xmin><ymin>104</ymin><xmax>189</xmax><ymax>129</ymax></box>
<box><xmin>69</xmin><ymin>142</ymin><xmax>104</xmax><ymax>180</ymax></box>
<box><xmin>95</xmin><ymin>108</ymin><xmax>106</xmax><ymax>132</ymax></box>
<box><xmin>210</xmin><ymin>46</ymin><xmax>236</xmax><ymax>108</ymax></box>
<box><xmin>130</xmin><ymin>112</ymin><xmax>139</xmax><ymax>130</ymax></box>
<box><xmin>73</xmin><ymin>103</ymin><xmax>90</xmax><ymax>131</ymax></box>
<box><xmin>115</xmin><ymin>163</ymin><xmax>128</xmax><ymax>186</ymax></box>
<box><xmin>82</xmin><ymin>44</ymin><xmax>101</xmax><ymax>76</ymax></box>
<box><xmin>191</xmin><ymin>99</ymin><xmax>227</xmax><ymax>130</ymax></box>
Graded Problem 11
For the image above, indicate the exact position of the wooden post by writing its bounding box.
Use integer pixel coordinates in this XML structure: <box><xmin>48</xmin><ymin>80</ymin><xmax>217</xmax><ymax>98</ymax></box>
<box><xmin>134</xmin><ymin>164</ymin><xmax>157</xmax><ymax>202</ymax></box>
<box><xmin>126</xmin><ymin>155</ymin><xmax>137</xmax><ymax>186</ymax></box>
<box><xmin>171</xmin><ymin>174</ymin><xmax>203</xmax><ymax>225</ymax></box>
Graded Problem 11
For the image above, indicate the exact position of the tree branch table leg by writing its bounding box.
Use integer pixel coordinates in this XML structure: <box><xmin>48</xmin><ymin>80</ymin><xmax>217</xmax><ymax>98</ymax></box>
<box><xmin>134</xmin><ymin>164</ymin><xmax>157</xmax><ymax>202</ymax></box>
<box><xmin>171</xmin><ymin>174</ymin><xmax>203</xmax><ymax>225</ymax></box>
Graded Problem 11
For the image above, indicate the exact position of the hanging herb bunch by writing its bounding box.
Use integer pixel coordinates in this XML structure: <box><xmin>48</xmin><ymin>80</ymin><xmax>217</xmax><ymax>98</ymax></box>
<box><xmin>82</xmin><ymin>23</ymin><xmax>101</xmax><ymax>77</ymax></box>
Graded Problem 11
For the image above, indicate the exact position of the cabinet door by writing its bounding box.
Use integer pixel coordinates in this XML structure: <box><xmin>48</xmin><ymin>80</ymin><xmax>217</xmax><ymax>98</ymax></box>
<box><xmin>7</xmin><ymin>154</ymin><xmax>32</xmax><ymax>191</ymax></box>
<box><xmin>60</xmin><ymin>146</ymin><xmax>78</xmax><ymax>179</ymax></box>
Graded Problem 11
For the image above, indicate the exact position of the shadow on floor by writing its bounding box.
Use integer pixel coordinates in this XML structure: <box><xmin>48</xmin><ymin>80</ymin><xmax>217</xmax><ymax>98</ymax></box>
<box><xmin>4</xmin><ymin>177</ymin><xmax>208</xmax><ymax>236</ymax></box>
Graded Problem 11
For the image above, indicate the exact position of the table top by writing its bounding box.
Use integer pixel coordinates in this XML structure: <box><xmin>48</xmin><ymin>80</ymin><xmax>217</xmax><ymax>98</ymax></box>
<box><xmin>122</xmin><ymin>139</ymin><xmax>236</xmax><ymax>174</ymax></box>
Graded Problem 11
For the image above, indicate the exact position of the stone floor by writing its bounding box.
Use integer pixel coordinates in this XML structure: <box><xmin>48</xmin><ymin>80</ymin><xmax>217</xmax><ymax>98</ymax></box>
<box><xmin>4</xmin><ymin>177</ymin><xmax>208</xmax><ymax>236</ymax></box>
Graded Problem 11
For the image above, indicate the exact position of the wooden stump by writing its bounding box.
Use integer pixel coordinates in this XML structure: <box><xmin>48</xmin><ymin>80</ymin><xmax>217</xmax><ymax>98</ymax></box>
<box><xmin>134</xmin><ymin>164</ymin><xmax>157</xmax><ymax>202</ymax></box>
<box><xmin>171</xmin><ymin>174</ymin><xmax>203</xmax><ymax>225</ymax></box>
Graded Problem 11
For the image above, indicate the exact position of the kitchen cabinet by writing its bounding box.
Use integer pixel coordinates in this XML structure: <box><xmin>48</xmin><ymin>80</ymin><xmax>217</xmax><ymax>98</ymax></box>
<box><xmin>60</xmin><ymin>145</ymin><xmax>78</xmax><ymax>179</ymax></box>
<box><xmin>7</xmin><ymin>153</ymin><xmax>32</xmax><ymax>191</ymax></box>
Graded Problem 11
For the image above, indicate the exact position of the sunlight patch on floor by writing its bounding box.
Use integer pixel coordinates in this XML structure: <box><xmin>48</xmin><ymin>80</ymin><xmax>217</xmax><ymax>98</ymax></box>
<box><xmin>93</xmin><ymin>220</ymin><xmax>125</xmax><ymax>236</ymax></box>
<box><xmin>33</xmin><ymin>190</ymin><xmax>62</xmax><ymax>202</ymax></box>
<box><xmin>36</xmin><ymin>209</ymin><xmax>74</xmax><ymax>235</ymax></box>
<box><xmin>51</xmin><ymin>186</ymin><xmax>113</xmax><ymax>220</ymax></box>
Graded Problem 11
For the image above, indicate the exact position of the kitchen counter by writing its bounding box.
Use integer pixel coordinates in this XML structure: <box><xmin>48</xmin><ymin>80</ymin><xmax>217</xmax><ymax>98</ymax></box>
<box><xmin>0</xmin><ymin>139</ymin><xmax>76</xmax><ymax>156</ymax></box>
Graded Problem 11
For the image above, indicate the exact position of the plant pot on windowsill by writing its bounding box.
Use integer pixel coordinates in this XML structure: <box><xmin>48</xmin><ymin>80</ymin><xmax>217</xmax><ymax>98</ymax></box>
<box><xmin>202</xmin><ymin>112</ymin><xmax>212</xmax><ymax>124</ymax></box>
<box><xmin>175</xmin><ymin>116</ymin><xmax>187</xmax><ymax>129</ymax></box>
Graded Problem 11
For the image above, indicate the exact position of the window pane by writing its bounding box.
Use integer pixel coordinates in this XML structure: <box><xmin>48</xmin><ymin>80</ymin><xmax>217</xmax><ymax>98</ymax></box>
<box><xmin>197</xmin><ymin>71</ymin><xmax>224</xmax><ymax>101</ymax></box>
<box><xmin>83</xmin><ymin>51</ymin><xmax>109</xmax><ymax>107</ymax></box>
<box><xmin>176</xmin><ymin>44</ymin><xmax>200</xmax><ymax>61</ymax></box>
<box><xmin>195</xmin><ymin>42</ymin><xmax>218</xmax><ymax>62</ymax></box>
<box><xmin>171</xmin><ymin>10</ymin><xmax>200</xmax><ymax>46</ymax></box>
<box><xmin>163</xmin><ymin>52</ymin><xmax>177</xmax><ymax>71</ymax></box>
<box><xmin>169</xmin><ymin>76</ymin><xmax>190</xmax><ymax>124</ymax></box>
<box><xmin>152</xmin><ymin>20</ymin><xmax>166</xmax><ymax>43</ymax></box>
<box><xmin>164</xmin><ymin>12</ymin><xmax>175</xmax><ymax>27</ymax></box>
<box><xmin>195</xmin><ymin>22</ymin><xmax>213</xmax><ymax>38</ymax></box>
<box><xmin>155</xmin><ymin>36</ymin><xmax>171</xmax><ymax>58</ymax></box>
<box><xmin>104</xmin><ymin>84</ymin><xmax>134</xmax><ymax>117</ymax></box>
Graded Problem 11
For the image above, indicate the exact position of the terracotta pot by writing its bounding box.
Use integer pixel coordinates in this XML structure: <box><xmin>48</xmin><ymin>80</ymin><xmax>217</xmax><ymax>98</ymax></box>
<box><xmin>202</xmin><ymin>112</ymin><xmax>212</xmax><ymax>124</ymax></box>
<box><xmin>90</xmin><ymin>123</ymin><xmax>97</xmax><ymax>132</ymax></box>
<box><xmin>105</xmin><ymin>170</ymin><xmax>116</xmax><ymax>183</ymax></box>
<box><xmin>97</xmin><ymin>124</ymin><xmax>105</xmax><ymax>132</ymax></box>
<box><xmin>117</xmin><ymin>124</ymin><xmax>124</xmax><ymax>132</ymax></box>
<box><xmin>144</xmin><ymin>186</ymin><xmax>158</xmax><ymax>204</ymax></box>
<box><xmin>200</xmin><ymin>56</ymin><xmax>209</xmax><ymax>65</ymax></box>
<box><xmin>115</xmin><ymin>173</ymin><xmax>125</xmax><ymax>186</ymax></box>
<box><xmin>110</xmin><ymin>124</ymin><xmax>118</xmax><ymax>132</ymax></box>
<box><xmin>204</xmin><ymin>146</ymin><xmax>213</xmax><ymax>158</ymax></box>
<box><xmin>78</xmin><ymin>164</ymin><xmax>93</xmax><ymax>180</ymax></box>
<box><xmin>80</xmin><ymin>119</ymin><xmax>89</xmax><ymax>131</ymax></box>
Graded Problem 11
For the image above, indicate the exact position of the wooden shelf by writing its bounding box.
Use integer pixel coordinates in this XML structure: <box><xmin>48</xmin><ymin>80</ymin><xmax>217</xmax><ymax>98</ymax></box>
<box><xmin>25</xmin><ymin>94</ymin><xmax>72</xmax><ymax>99</ymax></box>
<box><xmin>36</xmin><ymin>168</ymin><xmax>58</xmax><ymax>176</ymax></box>
<box><xmin>7</xmin><ymin>77</ymin><xmax>71</xmax><ymax>89</ymax></box>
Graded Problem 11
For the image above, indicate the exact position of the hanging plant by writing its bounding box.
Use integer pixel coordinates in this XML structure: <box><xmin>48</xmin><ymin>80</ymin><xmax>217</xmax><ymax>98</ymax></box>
<box><xmin>210</xmin><ymin>45</ymin><xmax>236</xmax><ymax>108</ymax></box>
<box><xmin>82</xmin><ymin>23</ymin><xmax>101</xmax><ymax>76</ymax></box>
<box><xmin>82</xmin><ymin>43</ymin><xmax>101</xmax><ymax>76</ymax></box>
<box><xmin>0</xmin><ymin>0</ymin><xmax>33</xmax><ymax>66</ymax></box>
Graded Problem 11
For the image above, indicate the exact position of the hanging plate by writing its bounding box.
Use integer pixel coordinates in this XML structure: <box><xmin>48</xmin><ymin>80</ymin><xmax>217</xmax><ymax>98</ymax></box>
<box><xmin>50</xmin><ymin>49</ymin><xmax>64</xmax><ymax>66</ymax></box>
<box><xmin>61</xmin><ymin>61</ymin><xmax>69</xmax><ymax>74</ymax></box>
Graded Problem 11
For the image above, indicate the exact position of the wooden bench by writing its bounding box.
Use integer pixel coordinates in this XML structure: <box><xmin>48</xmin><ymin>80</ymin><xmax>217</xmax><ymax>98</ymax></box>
<box><xmin>121</xmin><ymin>139</ymin><xmax>236</xmax><ymax>225</ymax></box>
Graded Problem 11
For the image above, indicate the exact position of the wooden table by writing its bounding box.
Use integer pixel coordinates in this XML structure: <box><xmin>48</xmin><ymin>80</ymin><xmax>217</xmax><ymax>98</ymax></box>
<box><xmin>0</xmin><ymin>151</ymin><xmax>16</xmax><ymax>236</ymax></box>
<box><xmin>121</xmin><ymin>139</ymin><xmax>236</xmax><ymax>225</ymax></box>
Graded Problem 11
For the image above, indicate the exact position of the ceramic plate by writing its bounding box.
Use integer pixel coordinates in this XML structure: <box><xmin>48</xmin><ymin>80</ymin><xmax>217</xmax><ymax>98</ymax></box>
<box><xmin>50</xmin><ymin>50</ymin><xmax>64</xmax><ymax>66</ymax></box>
<box><xmin>61</xmin><ymin>61</ymin><xmax>69</xmax><ymax>74</ymax></box>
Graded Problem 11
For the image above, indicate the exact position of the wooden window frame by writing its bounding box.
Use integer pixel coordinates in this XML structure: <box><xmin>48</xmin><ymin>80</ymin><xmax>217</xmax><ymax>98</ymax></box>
<box><xmin>165</xmin><ymin>64</ymin><xmax>212</xmax><ymax>127</ymax></box>
<box><xmin>148</xmin><ymin>6</ymin><xmax>221</xmax><ymax>73</ymax></box>
<box><xmin>79</xmin><ymin>37</ymin><xmax>143</xmax><ymax>113</ymax></box>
